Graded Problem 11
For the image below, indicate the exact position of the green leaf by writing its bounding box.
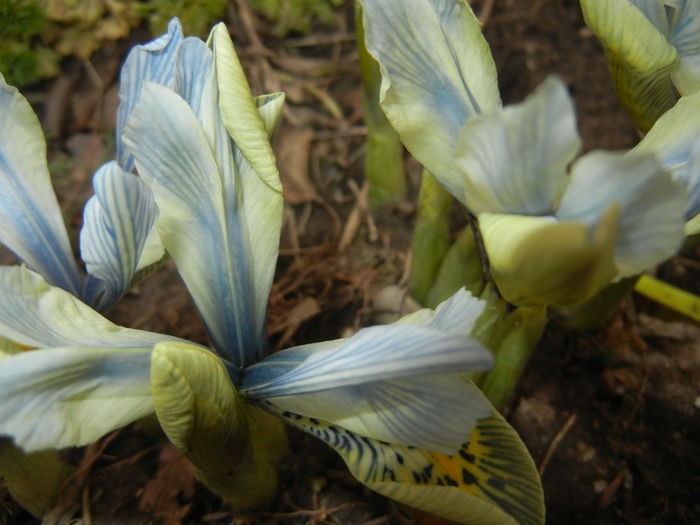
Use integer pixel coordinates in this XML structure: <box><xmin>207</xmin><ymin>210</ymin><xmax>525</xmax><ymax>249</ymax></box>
<box><xmin>409</xmin><ymin>169</ymin><xmax>453</xmax><ymax>304</ymax></box>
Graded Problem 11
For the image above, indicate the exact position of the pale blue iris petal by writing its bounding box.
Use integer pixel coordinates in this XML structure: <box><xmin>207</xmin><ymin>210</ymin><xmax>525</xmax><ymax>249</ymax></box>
<box><xmin>0</xmin><ymin>266</ymin><xmax>185</xmax><ymax>349</ymax></box>
<box><xmin>668</xmin><ymin>0</ymin><xmax>700</xmax><ymax>92</ymax></box>
<box><xmin>394</xmin><ymin>287</ymin><xmax>485</xmax><ymax>335</ymax></box>
<box><xmin>633</xmin><ymin>90</ymin><xmax>700</xmax><ymax>219</ymax></box>
<box><xmin>558</xmin><ymin>150</ymin><xmax>688</xmax><ymax>276</ymax></box>
<box><xmin>80</xmin><ymin>161</ymin><xmax>158</xmax><ymax>311</ymax></box>
<box><xmin>668</xmin><ymin>0</ymin><xmax>700</xmax><ymax>56</ymax></box>
<box><xmin>360</xmin><ymin>0</ymin><xmax>500</xmax><ymax>202</ymax></box>
<box><xmin>123</xmin><ymin>83</ymin><xmax>257</xmax><ymax>366</ymax></box>
<box><xmin>455</xmin><ymin>76</ymin><xmax>580</xmax><ymax>215</ymax></box>
<box><xmin>116</xmin><ymin>18</ymin><xmax>184</xmax><ymax>170</ymax></box>
<box><xmin>263</xmin><ymin>374</ymin><xmax>490</xmax><ymax>454</ymax></box>
<box><xmin>629</xmin><ymin>0</ymin><xmax>671</xmax><ymax>34</ymax></box>
<box><xmin>0</xmin><ymin>75</ymin><xmax>82</xmax><ymax>295</ymax></box>
<box><xmin>173</xmin><ymin>37</ymin><xmax>215</xmax><ymax>120</ymax></box>
<box><xmin>241</xmin><ymin>324</ymin><xmax>492</xmax><ymax>398</ymax></box>
<box><xmin>244</xmin><ymin>289</ymin><xmax>488</xmax><ymax>390</ymax></box>
<box><xmin>0</xmin><ymin>347</ymin><xmax>152</xmax><ymax>451</ymax></box>
<box><xmin>242</xmin><ymin>340</ymin><xmax>343</xmax><ymax>387</ymax></box>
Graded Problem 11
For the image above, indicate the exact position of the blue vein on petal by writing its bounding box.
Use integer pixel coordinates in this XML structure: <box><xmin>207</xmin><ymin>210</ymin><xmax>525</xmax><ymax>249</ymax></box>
<box><xmin>0</xmin><ymin>156</ymin><xmax>82</xmax><ymax>296</ymax></box>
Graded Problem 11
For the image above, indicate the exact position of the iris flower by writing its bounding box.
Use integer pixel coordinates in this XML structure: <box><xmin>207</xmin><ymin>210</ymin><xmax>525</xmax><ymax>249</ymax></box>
<box><xmin>0</xmin><ymin>20</ymin><xmax>194</xmax><ymax>311</ymax></box>
<box><xmin>0</xmin><ymin>20</ymin><xmax>544</xmax><ymax>525</ymax></box>
<box><xmin>581</xmin><ymin>0</ymin><xmax>700</xmax><ymax>130</ymax></box>
<box><xmin>360</xmin><ymin>0</ymin><xmax>691</xmax><ymax>306</ymax></box>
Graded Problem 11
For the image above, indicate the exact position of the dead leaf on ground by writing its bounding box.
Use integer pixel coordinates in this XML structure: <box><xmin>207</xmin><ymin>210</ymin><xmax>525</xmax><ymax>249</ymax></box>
<box><xmin>277</xmin><ymin>125</ymin><xmax>317</xmax><ymax>204</ymax></box>
<box><xmin>139</xmin><ymin>443</ymin><xmax>195</xmax><ymax>525</ymax></box>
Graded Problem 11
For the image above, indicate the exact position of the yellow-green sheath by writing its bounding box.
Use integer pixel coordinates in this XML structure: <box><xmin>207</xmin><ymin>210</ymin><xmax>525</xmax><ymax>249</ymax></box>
<box><xmin>410</xmin><ymin>169</ymin><xmax>453</xmax><ymax>304</ymax></box>
<box><xmin>150</xmin><ymin>342</ymin><xmax>289</xmax><ymax>509</ymax></box>
<box><xmin>425</xmin><ymin>226</ymin><xmax>485</xmax><ymax>309</ymax></box>
<box><xmin>476</xmin><ymin>305</ymin><xmax>547</xmax><ymax>410</ymax></box>
<box><xmin>356</xmin><ymin>2</ymin><xmax>406</xmax><ymax>208</ymax></box>
<box><xmin>0</xmin><ymin>439</ymin><xmax>73</xmax><ymax>518</ymax></box>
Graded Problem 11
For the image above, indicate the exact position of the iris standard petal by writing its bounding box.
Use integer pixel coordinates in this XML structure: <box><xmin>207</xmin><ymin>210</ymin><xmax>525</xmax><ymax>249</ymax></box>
<box><xmin>0</xmin><ymin>265</ymin><xmax>184</xmax><ymax>349</ymax></box>
<box><xmin>267</xmin><ymin>405</ymin><xmax>544</xmax><ymax>525</ymax></box>
<box><xmin>633</xmin><ymin>89</ymin><xmax>700</xmax><ymax>220</ymax></box>
<box><xmin>455</xmin><ymin>76</ymin><xmax>579</xmax><ymax>216</ymax></box>
<box><xmin>80</xmin><ymin>161</ymin><xmax>158</xmax><ymax>311</ymax></box>
<box><xmin>0</xmin><ymin>346</ymin><xmax>153</xmax><ymax>451</ymax></box>
<box><xmin>580</xmin><ymin>0</ymin><xmax>679</xmax><ymax>130</ymax></box>
<box><xmin>0</xmin><ymin>75</ymin><xmax>82</xmax><ymax>296</ymax></box>
<box><xmin>359</xmin><ymin>0</ymin><xmax>500</xmax><ymax>203</ymax></box>
<box><xmin>116</xmin><ymin>17</ymin><xmax>184</xmax><ymax>170</ymax></box>
<box><xmin>559</xmin><ymin>150</ymin><xmax>688</xmax><ymax>277</ymax></box>
<box><xmin>211</xmin><ymin>24</ymin><xmax>285</xmax><ymax>353</ymax></box>
<box><xmin>241</xmin><ymin>324</ymin><xmax>492</xmax><ymax>398</ymax></box>
<box><xmin>123</xmin><ymin>82</ymin><xmax>258</xmax><ymax>366</ymax></box>
<box><xmin>211</xmin><ymin>23</ymin><xmax>282</xmax><ymax>193</ymax></box>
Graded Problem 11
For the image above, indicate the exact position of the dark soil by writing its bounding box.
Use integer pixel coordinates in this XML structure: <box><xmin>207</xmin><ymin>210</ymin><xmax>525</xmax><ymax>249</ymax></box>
<box><xmin>1</xmin><ymin>1</ymin><xmax>699</xmax><ymax>524</ymax></box>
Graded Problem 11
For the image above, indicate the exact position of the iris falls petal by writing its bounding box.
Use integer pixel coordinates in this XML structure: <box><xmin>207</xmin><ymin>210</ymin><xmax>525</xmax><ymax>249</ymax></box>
<box><xmin>0</xmin><ymin>266</ymin><xmax>184</xmax><ymax>349</ymax></box>
<box><xmin>0</xmin><ymin>75</ymin><xmax>82</xmax><ymax>295</ymax></box>
<box><xmin>0</xmin><ymin>346</ymin><xmax>153</xmax><ymax>451</ymax></box>
<box><xmin>266</xmin><ymin>404</ymin><xmax>544</xmax><ymax>525</ymax></box>
<box><xmin>262</xmin><ymin>374</ymin><xmax>491</xmax><ymax>454</ymax></box>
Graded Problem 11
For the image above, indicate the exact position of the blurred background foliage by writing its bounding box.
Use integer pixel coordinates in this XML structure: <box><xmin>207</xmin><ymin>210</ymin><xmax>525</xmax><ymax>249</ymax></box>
<box><xmin>0</xmin><ymin>0</ymin><xmax>343</xmax><ymax>86</ymax></box>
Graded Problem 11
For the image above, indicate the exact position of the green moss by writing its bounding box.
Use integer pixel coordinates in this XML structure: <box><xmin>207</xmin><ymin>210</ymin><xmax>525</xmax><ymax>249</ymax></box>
<box><xmin>0</xmin><ymin>0</ymin><xmax>45</xmax><ymax>39</ymax></box>
<box><xmin>136</xmin><ymin>0</ymin><xmax>229</xmax><ymax>37</ymax></box>
<box><xmin>248</xmin><ymin>0</ymin><xmax>343</xmax><ymax>36</ymax></box>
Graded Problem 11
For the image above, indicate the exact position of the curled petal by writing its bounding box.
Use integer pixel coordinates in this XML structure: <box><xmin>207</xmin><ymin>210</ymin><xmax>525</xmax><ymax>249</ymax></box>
<box><xmin>80</xmin><ymin>162</ymin><xmax>158</xmax><ymax>311</ymax></box>
<box><xmin>395</xmin><ymin>287</ymin><xmax>485</xmax><ymax>335</ymax></box>
<box><xmin>479</xmin><ymin>210</ymin><xmax>619</xmax><ymax>306</ymax></box>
